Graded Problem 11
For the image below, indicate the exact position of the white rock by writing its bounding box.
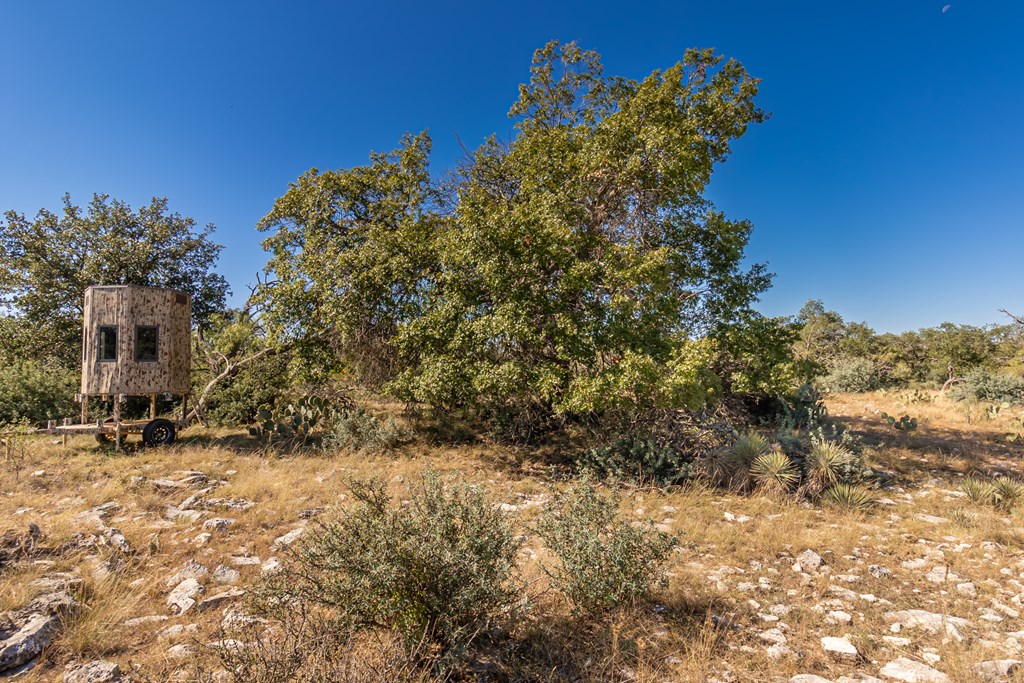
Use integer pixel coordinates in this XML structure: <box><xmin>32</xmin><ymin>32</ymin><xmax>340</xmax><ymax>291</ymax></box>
<box><xmin>759</xmin><ymin>628</ymin><xmax>788</xmax><ymax>645</ymax></box>
<box><xmin>973</xmin><ymin>659</ymin><xmax>1022</xmax><ymax>681</ymax></box>
<box><xmin>164</xmin><ymin>560</ymin><xmax>208</xmax><ymax>589</ymax></box>
<box><xmin>63</xmin><ymin>660</ymin><xmax>120</xmax><ymax>682</ymax></box>
<box><xmin>202</xmin><ymin>517</ymin><xmax>235</xmax><ymax>532</ymax></box>
<box><xmin>165</xmin><ymin>644</ymin><xmax>193</xmax><ymax>659</ymax></box>
<box><xmin>211</xmin><ymin>565</ymin><xmax>240</xmax><ymax>584</ymax></box>
<box><xmin>273</xmin><ymin>527</ymin><xmax>305</xmax><ymax>548</ymax></box>
<box><xmin>167</xmin><ymin>578</ymin><xmax>204</xmax><ymax>614</ymax></box>
<box><xmin>790</xmin><ymin>675</ymin><xmax>832</xmax><ymax>683</ymax></box>
<box><xmin>798</xmin><ymin>549</ymin><xmax>824</xmax><ymax>571</ymax></box>
<box><xmin>956</xmin><ymin>582</ymin><xmax>976</xmax><ymax>596</ymax></box>
<box><xmin>883</xmin><ymin>609</ymin><xmax>970</xmax><ymax>641</ymax></box>
<box><xmin>828</xmin><ymin>610</ymin><xmax>853</xmax><ymax>624</ymax></box>
<box><xmin>821</xmin><ymin>636</ymin><xmax>860</xmax><ymax>661</ymax></box>
<box><xmin>879</xmin><ymin>657</ymin><xmax>948</xmax><ymax>682</ymax></box>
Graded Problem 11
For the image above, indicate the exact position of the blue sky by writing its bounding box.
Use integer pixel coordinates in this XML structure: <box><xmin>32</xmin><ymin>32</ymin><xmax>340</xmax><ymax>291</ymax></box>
<box><xmin>1</xmin><ymin>1</ymin><xmax>1021</xmax><ymax>333</ymax></box>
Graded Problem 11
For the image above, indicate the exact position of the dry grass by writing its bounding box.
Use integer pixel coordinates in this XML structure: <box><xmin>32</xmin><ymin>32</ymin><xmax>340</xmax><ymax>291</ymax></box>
<box><xmin>2</xmin><ymin>392</ymin><xmax>1024</xmax><ymax>681</ymax></box>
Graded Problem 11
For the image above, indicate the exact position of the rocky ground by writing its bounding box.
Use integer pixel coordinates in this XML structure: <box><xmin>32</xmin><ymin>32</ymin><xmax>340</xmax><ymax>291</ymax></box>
<box><xmin>2</xmin><ymin>391</ymin><xmax>1024</xmax><ymax>682</ymax></box>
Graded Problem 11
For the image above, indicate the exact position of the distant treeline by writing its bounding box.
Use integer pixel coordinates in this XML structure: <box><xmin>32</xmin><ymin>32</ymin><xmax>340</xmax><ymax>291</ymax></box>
<box><xmin>795</xmin><ymin>300</ymin><xmax>1024</xmax><ymax>403</ymax></box>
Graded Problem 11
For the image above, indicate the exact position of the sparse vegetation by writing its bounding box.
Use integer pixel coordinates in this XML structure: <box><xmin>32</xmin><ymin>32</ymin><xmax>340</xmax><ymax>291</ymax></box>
<box><xmin>535</xmin><ymin>478</ymin><xmax>677</xmax><ymax>617</ymax></box>
<box><xmin>252</xmin><ymin>473</ymin><xmax>522</xmax><ymax>669</ymax></box>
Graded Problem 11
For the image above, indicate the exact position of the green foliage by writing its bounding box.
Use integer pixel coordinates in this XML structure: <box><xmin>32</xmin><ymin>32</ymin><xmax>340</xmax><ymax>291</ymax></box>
<box><xmin>265</xmin><ymin>473</ymin><xmax>522</xmax><ymax>664</ymax></box>
<box><xmin>990</xmin><ymin>476</ymin><xmax>1024</xmax><ymax>512</ymax></box>
<box><xmin>750</xmin><ymin>451</ymin><xmax>799</xmax><ymax>494</ymax></box>
<box><xmin>713</xmin><ymin>315</ymin><xmax>804</xmax><ymax>396</ymax></box>
<box><xmin>949</xmin><ymin>370</ymin><xmax>1024</xmax><ymax>405</ymax></box>
<box><xmin>323</xmin><ymin>408</ymin><xmax>411</xmax><ymax>454</ymax></box>
<box><xmin>0</xmin><ymin>193</ymin><xmax>229</xmax><ymax>368</ymax></box>
<box><xmin>248</xmin><ymin>396</ymin><xmax>347</xmax><ymax>448</ymax></box>
<box><xmin>774</xmin><ymin>383</ymin><xmax>828</xmax><ymax>430</ymax></box>
<box><xmin>577</xmin><ymin>436</ymin><xmax>692</xmax><ymax>485</ymax></box>
<box><xmin>960</xmin><ymin>478</ymin><xmax>995</xmax><ymax>505</ymax></box>
<box><xmin>257</xmin><ymin>41</ymin><xmax>772</xmax><ymax>433</ymax></box>
<box><xmin>823</xmin><ymin>483</ymin><xmax>875</xmax><ymax>511</ymax></box>
<box><xmin>536</xmin><ymin>478</ymin><xmax>676</xmax><ymax>617</ymax></box>
<box><xmin>803</xmin><ymin>439</ymin><xmax>855</xmax><ymax>496</ymax></box>
<box><xmin>818</xmin><ymin>356</ymin><xmax>879</xmax><ymax>394</ymax></box>
<box><xmin>0</xmin><ymin>359</ymin><xmax>76</xmax><ymax>424</ymax></box>
<box><xmin>880</xmin><ymin>412</ymin><xmax>918</xmax><ymax>433</ymax></box>
<box><xmin>717</xmin><ymin>432</ymin><xmax>773</xmax><ymax>490</ymax></box>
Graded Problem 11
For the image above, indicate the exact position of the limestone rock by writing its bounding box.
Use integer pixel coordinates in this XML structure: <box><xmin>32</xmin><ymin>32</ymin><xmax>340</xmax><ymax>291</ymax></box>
<box><xmin>822</xmin><ymin>636</ymin><xmax>860</xmax><ymax>661</ymax></box>
<box><xmin>167</xmin><ymin>578</ymin><xmax>204</xmax><ymax>614</ymax></box>
<box><xmin>973</xmin><ymin>659</ymin><xmax>1022</xmax><ymax>681</ymax></box>
<box><xmin>63</xmin><ymin>660</ymin><xmax>121</xmax><ymax>682</ymax></box>
<box><xmin>164</xmin><ymin>560</ymin><xmax>208</xmax><ymax>589</ymax></box>
<box><xmin>791</xmin><ymin>676</ymin><xmax>833</xmax><ymax>683</ymax></box>
<box><xmin>212</xmin><ymin>565</ymin><xmax>240</xmax><ymax>583</ymax></box>
<box><xmin>202</xmin><ymin>517</ymin><xmax>235</xmax><ymax>532</ymax></box>
<box><xmin>0</xmin><ymin>613</ymin><xmax>61</xmax><ymax>673</ymax></box>
<box><xmin>797</xmin><ymin>549</ymin><xmax>825</xmax><ymax>572</ymax></box>
<box><xmin>273</xmin><ymin>527</ymin><xmax>305</xmax><ymax>548</ymax></box>
<box><xmin>878</xmin><ymin>657</ymin><xmax>948</xmax><ymax>682</ymax></box>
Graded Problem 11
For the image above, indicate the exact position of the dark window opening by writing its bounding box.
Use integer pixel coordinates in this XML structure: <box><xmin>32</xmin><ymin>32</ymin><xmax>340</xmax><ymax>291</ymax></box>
<box><xmin>98</xmin><ymin>326</ymin><xmax>118</xmax><ymax>362</ymax></box>
<box><xmin>135</xmin><ymin>326</ymin><xmax>159</xmax><ymax>362</ymax></box>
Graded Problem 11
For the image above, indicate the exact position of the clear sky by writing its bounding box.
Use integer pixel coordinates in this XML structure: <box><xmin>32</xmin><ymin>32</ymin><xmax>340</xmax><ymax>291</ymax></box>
<box><xmin>1</xmin><ymin>1</ymin><xmax>1021</xmax><ymax>333</ymax></box>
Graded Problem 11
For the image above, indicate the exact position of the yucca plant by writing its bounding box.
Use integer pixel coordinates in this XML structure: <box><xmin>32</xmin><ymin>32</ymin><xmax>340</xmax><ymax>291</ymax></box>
<box><xmin>949</xmin><ymin>507</ymin><xmax>978</xmax><ymax>529</ymax></box>
<box><xmin>722</xmin><ymin>432</ymin><xmax>773</xmax><ymax>491</ymax></box>
<box><xmin>960</xmin><ymin>478</ymin><xmax>995</xmax><ymax>505</ymax></box>
<box><xmin>751</xmin><ymin>452</ymin><xmax>799</xmax><ymax>495</ymax></box>
<box><xmin>823</xmin><ymin>483</ymin><xmax>875</xmax><ymax>512</ymax></box>
<box><xmin>991</xmin><ymin>477</ymin><xmax>1024</xmax><ymax>512</ymax></box>
<box><xmin>804</xmin><ymin>439</ymin><xmax>854</xmax><ymax>497</ymax></box>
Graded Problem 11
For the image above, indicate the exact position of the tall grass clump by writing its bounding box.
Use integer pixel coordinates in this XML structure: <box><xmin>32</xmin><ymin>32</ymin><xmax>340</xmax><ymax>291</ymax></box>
<box><xmin>536</xmin><ymin>478</ymin><xmax>676</xmax><ymax>617</ymax></box>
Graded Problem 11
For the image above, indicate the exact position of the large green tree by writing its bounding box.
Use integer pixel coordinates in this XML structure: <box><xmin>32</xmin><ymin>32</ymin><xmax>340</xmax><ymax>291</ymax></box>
<box><xmin>0</xmin><ymin>193</ymin><xmax>230</xmax><ymax>366</ymax></box>
<box><xmin>258</xmin><ymin>42</ymin><xmax>772</xmax><ymax>426</ymax></box>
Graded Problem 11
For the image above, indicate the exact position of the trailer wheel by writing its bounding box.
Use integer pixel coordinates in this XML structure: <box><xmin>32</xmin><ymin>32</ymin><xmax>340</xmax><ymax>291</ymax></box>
<box><xmin>143</xmin><ymin>419</ymin><xmax>176</xmax><ymax>447</ymax></box>
<box><xmin>95</xmin><ymin>418</ymin><xmax>116</xmax><ymax>444</ymax></box>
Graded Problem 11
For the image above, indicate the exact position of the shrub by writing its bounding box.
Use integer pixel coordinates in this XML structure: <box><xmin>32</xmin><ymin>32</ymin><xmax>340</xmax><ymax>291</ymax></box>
<box><xmin>803</xmin><ymin>439</ymin><xmax>855</xmax><ymax>496</ymax></box>
<box><xmin>258</xmin><ymin>473</ymin><xmax>521</xmax><ymax>666</ymax></box>
<box><xmin>324</xmin><ymin>408</ymin><xmax>411</xmax><ymax>454</ymax></box>
<box><xmin>823</xmin><ymin>483</ymin><xmax>875</xmax><ymax>511</ymax></box>
<box><xmin>577</xmin><ymin>437</ymin><xmax>692</xmax><ymax>485</ymax></box>
<box><xmin>960</xmin><ymin>478</ymin><xmax>994</xmax><ymax>505</ymax></box>
<box><xmin>818</xmin><ymin>357</ymin><xmax>879</xmax><ymax>394</ymax></box>
<box><xmin>0</xmin><ymin>360</ymin><xmax>76</xmax><ymax>425</ymax></box>
<box><xmin>750</xmin><ymin>451</ymin><xmax>799</xmax><ymax>494</ymax></box>
<box><xmin>536</xmin><ymin>478</ymin><xmax>676</xmax><ymax>617</ymax></box>
<box><xmin>949</xmin><ymin>370</ymin><xmax>1024</xmax><ymax>405</ymax></box>
<box><xmin>991</xmin><ymin>476</ymin><xmax>1024</xmax><ymax>512</ymax></box>
<box><xmin>714</xmin><ymin>432</ymin><xmax>773</xmax><ymax>490</ymax></box>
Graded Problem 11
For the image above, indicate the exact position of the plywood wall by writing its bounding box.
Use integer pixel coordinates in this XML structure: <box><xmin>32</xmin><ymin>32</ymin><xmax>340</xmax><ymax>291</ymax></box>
<box><xmin>81</xmin><ymin>285</ymin><xmax>191</xmax><ymax>396</ymax></box>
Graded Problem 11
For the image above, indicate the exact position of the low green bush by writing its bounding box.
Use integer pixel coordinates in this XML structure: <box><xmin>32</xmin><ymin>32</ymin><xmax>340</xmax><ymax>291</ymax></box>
<box><xmin>536</xmin><ymin>478</ymin><xmax>676</xmax><ymax>617</ymax></box>
<box><xmin>576</xmin><ymin>436</ymin><xmax>692</xmax><ymax>485</ymax></box>
<box><xmin>257</xmin><ymin>473</ymin><xmax>521</xmax><ymax>668</ymax></box>
<box><xmin>0</xmin><ymin>360</ymin><xmax>76</xmax><ymax>425</ymax></box>
<box><xmin>949</xmin><ymin>370</ymin><xmax>1024</xmax><ymax>405</ymax></box>
<box><xmin>818</xmin><ymin>357</ymin><xmax>879</xmax><ymax>394</ymax></box>
<box><xmin>324</xmin><ymin>408</ymin><xmax>411</xmax><ymax>454</ymax></box>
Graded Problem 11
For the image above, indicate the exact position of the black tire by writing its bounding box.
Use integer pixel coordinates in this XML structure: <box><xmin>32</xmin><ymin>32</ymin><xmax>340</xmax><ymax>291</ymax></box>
<box><xmin>143</xmin><ymin>419</ymin><xmax>176</xmax><ymax>447</ymax></box>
